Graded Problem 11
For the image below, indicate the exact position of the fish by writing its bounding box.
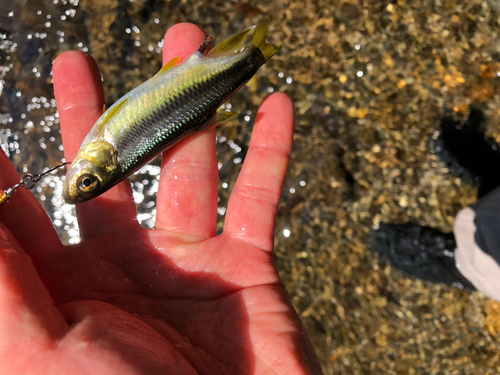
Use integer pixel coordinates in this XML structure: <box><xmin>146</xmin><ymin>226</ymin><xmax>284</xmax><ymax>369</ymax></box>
<box><xmin>63</xmin><ymin>20</ymin><xmax>281</xmax><ymax>204</ymax></box>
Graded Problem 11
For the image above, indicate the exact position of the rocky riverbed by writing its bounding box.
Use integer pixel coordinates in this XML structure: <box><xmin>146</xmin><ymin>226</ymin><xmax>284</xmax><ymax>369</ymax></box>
<box><xmin>2</xmin><ymin>0</ymin><xmax>500</xmax><ymax>373</ymax></box>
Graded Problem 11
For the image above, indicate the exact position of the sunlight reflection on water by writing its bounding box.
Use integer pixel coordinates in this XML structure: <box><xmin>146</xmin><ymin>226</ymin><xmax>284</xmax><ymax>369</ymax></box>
<box><xmin>0</xmin><ymin>2</ymin><xmax>297</xmax><ymax>244</ymax></box>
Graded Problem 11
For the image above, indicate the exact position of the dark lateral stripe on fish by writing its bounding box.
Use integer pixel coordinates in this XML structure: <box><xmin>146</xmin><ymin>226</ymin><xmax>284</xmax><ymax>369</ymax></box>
<box><xmin>115</xmin><ymin>47</ymin><xmax>266</xmax><ymax>173</ymax></box>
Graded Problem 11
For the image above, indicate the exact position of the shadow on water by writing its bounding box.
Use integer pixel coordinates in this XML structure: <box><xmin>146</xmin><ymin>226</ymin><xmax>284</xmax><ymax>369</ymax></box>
<box><xmin>372</xmin><ymin>107</ymin><xmax>500</xmax><ymax>291</ymax></box>
<box><xmin>434</xmin><ymin>107</ymin><xmax>500</xmax><ymax>199</ymax></box>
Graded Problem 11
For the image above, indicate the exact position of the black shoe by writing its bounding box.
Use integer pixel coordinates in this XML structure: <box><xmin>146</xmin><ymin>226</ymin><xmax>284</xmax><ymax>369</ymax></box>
<box><xmin>432</xmin><ymin>107</ymin><xmax>500</xmax><ymax>198</ymax></box>
<box><xmin>372</xmin><ymin>223</ymin><xmax>476</xmax><ymax>291</ymax></box>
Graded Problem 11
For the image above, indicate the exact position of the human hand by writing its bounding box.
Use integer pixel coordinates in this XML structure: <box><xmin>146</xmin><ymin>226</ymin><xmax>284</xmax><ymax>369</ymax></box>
<box><xmin>0</xmin><ymin>23</ymin><xmax>322</xmax><ymax>374</ymax></box>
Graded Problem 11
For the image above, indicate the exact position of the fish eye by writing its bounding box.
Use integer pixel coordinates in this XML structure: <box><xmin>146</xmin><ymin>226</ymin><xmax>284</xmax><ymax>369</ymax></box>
<box><xmin>78</xmin><ymin>174</ymin><xmax>99</xmax><ymax>193</ymax></box>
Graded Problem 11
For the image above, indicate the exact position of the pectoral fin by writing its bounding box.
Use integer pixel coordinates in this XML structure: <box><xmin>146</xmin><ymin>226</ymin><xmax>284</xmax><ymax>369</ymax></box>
<box><xmin>95</xmin><ymin>97</ymin><xmax>129</xmax><ymax>133</ymax></box>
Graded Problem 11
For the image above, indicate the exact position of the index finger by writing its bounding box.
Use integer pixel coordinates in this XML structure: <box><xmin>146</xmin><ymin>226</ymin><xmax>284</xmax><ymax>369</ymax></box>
<box><xmin>53</xmin><ymin>52</ymin><xmax>137</xmax><ymax>240</ymax></box>
<box><xmin>53</xmin><ymin>51</ymin><xmax>105</xmax><ymax>160</ymax></box>
<box><xmin>163</xmin><ymin>23</ymin><xmax>207</xmax><ymax>63</ymax></box>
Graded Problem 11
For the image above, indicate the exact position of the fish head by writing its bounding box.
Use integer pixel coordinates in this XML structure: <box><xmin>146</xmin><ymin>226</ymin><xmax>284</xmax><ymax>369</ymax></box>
<box><xmin>63</xmin><ymin>141</ymin><xmax>119</xmax><ymax>204</ymax></box>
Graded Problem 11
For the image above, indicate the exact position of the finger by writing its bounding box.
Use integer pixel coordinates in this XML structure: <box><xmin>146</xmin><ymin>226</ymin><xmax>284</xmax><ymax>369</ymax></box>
<box><xmin>0</xmin><ymin>224</ymin><xmax>67</xmax><ymax>370</ymax></box>
<box><xmin>0</xmin><ymin>149</ymin><xmax>61</xmax><ymax>259</ymax></box>
<box><xmin>53</xmin><ymin>51</ymin><xmax>138</xmax><ymax>240</ymax></box>
<box><xmin>155</xmin><ymin>24</ymin><xmax>218</xmax><ymax>240</ymax></box>
<box><xmin>163</xmin><ymin>23</ymin><xmax>207</xmax><ymax>63</ymax></box>
<box><xmin>224</xmin><ymin>93</ymin><xmax>294</xmax><ymax>251</ymax></box>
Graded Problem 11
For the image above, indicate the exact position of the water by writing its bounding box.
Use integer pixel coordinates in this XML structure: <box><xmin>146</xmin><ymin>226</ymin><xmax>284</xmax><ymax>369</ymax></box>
<box><xmin>0</xmin><ymin>1</ymin><xmax>293</xmax><ymax>243</ymax></box>
<box><xmin>3</xmin><ymin>1</ymin><xmax>500</xmax><ymax>373</ymax></box>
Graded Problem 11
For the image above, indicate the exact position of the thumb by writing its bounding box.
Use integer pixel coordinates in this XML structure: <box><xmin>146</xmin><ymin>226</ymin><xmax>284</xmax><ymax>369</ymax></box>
<box><xmin>0</xmin><ymin>224</ymin><xmax>67</xmax><ymax>370</ymax></box>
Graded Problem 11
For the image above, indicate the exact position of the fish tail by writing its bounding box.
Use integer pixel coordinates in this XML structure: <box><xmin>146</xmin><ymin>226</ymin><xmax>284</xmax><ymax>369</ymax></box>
<box><xmin>208</xmin><ymin>20</ymin><xmax>281</xmax><ymax>61</ymax></box>
<box><xmin>208</xmin><ymin>25</ymin><xmax>255</xmax><ymax>56</ymax></box>
<box><xmin>250</xmin><ymin>20</ymin><xmax>281</xmax><ymax>62</ymax></box>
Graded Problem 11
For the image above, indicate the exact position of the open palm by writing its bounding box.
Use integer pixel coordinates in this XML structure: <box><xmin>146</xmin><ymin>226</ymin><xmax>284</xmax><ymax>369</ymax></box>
<box><xmin>0</xmin><ymin>23</ymin><xmax>322</xmax><ymax>374</ymax></box>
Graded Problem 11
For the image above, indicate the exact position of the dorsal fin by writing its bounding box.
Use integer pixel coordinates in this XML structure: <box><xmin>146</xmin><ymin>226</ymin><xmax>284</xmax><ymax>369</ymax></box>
<box><xmin>155</xmin><ymin>56</ymin><xmax>182</xmax><ymax>77</ymax></box>
<box><xmin>198</xmin><ymin>36</ymin><xmax>213</xmax><ymax>55</ymax></box>
<box><xmin>208</xmin><ymin>26</ymin><xmax>255</xmax><ymax>56</ymax></box>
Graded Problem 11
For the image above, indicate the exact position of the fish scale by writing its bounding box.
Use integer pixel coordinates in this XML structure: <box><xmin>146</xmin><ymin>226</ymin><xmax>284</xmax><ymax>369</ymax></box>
<box><xmin>63</xmin><ymin>20</ymin><xmax>281</xmax><ymax>204</ymax></box>
<box><xmin>114</xmin><ymin>60</ymin><xmax>246</xmax><ymax>173</ymax></box>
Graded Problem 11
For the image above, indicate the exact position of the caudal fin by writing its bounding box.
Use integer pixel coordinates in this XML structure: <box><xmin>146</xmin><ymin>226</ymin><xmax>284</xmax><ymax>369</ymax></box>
<box><xmin>250</xmin><ymin>20</ymin><xmax>281</xmax><ymax>62</ymax></box>
<box><xmin>208</xmin><ymin>26</ymin><xmax>256</xmax><ymax>56</ymax></box>
<box><xmin>208</xmin><ymin>20</ymin><xmax>281</xmax><ymax>61</ymax></box>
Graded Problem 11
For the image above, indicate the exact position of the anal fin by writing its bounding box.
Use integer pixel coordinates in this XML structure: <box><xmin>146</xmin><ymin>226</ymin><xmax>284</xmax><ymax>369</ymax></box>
<box><xmin>198</xmin><ymin>111</ymin><xmax>239</xmax><ymax>131</ymax></box>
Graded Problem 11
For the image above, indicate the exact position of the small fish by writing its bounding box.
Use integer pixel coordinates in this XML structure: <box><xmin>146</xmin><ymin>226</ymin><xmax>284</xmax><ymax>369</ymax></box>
<box><xmin>63</xmin><ymin>20</ymin><xmax>281</xmax><ymax>204</ymax></box>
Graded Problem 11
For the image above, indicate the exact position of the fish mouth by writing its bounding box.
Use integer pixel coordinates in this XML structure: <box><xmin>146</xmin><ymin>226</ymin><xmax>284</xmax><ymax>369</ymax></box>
<box><xmin>63</xmin><ymin>175</ymin><xmax>84</xmax><ymax>204</ymax></box>
<box><xmin>63</xmin><ymin>183</ymin><xmax>100</xmax><ymax>204</ymax></box>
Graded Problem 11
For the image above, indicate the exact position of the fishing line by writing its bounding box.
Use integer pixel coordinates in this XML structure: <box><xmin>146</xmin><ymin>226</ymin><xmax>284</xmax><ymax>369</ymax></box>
<box><xmin>0</xmin><ymin>161</ymin><xmax>71</xmax><ymax>209</ymax></box>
